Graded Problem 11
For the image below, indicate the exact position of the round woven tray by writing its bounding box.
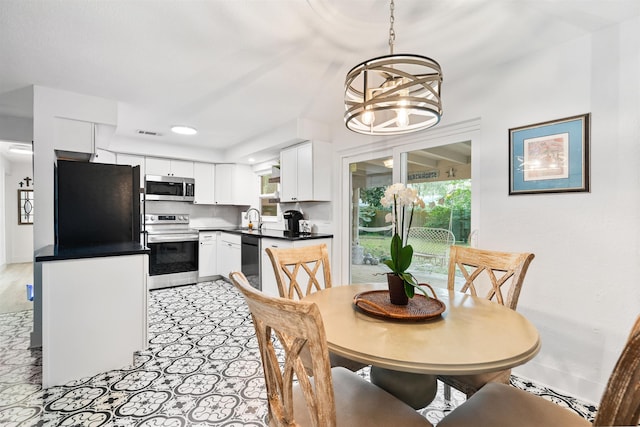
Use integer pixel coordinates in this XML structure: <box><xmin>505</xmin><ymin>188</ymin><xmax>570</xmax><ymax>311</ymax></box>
<box><xmin>353</xmin><ymin>286</ymin><xmax>446</xmax><ymax>321</ymax></box>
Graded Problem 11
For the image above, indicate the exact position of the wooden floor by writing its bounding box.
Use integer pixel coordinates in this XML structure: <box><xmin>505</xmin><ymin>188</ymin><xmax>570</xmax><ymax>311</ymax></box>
<box><xmin>0</xmin><ymin>262</ymin><xmax>33</xmax><ymax>314</ymax></box>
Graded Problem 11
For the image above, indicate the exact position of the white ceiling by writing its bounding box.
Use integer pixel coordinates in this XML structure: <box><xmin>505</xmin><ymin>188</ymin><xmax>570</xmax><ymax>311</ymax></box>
<box><xmin>1</xmin><ymin>0</ymin><xmax>638</xmax><ymax>162</ymax></box>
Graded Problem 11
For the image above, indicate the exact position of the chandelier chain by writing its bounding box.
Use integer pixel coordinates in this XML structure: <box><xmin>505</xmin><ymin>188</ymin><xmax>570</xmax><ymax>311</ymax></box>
<box><xmin>388</xmin><ymin>0</ymin><xmax>395</xmax><ymax>55</ymax></box>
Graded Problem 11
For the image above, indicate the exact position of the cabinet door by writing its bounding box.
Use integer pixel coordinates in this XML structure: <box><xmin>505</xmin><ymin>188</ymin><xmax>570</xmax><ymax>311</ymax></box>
<box><xmin>93</xmin><ymin>149</ymin><xmax>116</xmax><ymax>164</ymax></box>
<box><xmin>260</xmin><ymin>238</ymin><xmax>292</xmax><ymax>297</ymax></box>
<box><xmin>214</xmin><ymin>164</ymin><xmax>234</xmax><ymax>204</ymax></box>
<box><xmin>296</xmin><ymin>143</ymin><xmax>313</xmax><ymax>201</ymax></box>
<box><xmin>117</xmin><ymin>154</ymin><xmax>146</xmax><ymax>189</ymax></box>
<box><xmin>198</xmin><ymin>232</ymin><xmax>218</xmax><ymax>278</ymax></box>
<box><xmin>54</xmin><ymin>118</ymin><xmax>94</xmax><ymax>154</ymax></box>
<box><xmin>279</xmin><ymin>146</ymin><xmax>298</xmax><ymax>202</ymax></box>
<box><xmin>218</xmin><ymin>233</ymin><xmax>241</xmax><ymax>278</ymax></box>
<box><xmin>233</xmin><ymin>164</ymin><xmax>259</xmax><ymax>206</ymax></box>
<box><xmin>145</xmin><ymin>157</ymin><xmax>171</xmax><ymax>176</ymax></box>
<box><xmin>170</xmin><ymin>160</ymin><xmax>194</xmax><ymax>178</ymax></box>
<box><xmin>193</xmin><ymin>163</ymin><xmax>215</xmax><ymax>204</ymax></box>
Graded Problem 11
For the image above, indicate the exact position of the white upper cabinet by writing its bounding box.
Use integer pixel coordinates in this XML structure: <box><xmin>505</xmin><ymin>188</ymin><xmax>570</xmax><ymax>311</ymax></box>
<box><xmin>145</xmin><ymin>157</ymin><xmax>194</xmax><ymax>178</ymax></box>
<box><xmin>193</xmin><ymin>162</ymin><xmax>216</xmax><ymax>205</ymax></box>
<box><xmin>54</xmin><ymin>117</ymin><xmax>95</xmax><ymax>155</ymax></box>
<box><xmin>117</xmin><ymin>154</ymin><xmax>146</xmax><ymax>189</ymax></box>
<box><xmin>170</xmin><ymin>160</ymin><xmax>194</xmax><ymax>178</ymax></box>
<box><xmin>214</xmin><ymin>164</ymin><xmax>257</xmax><ymax>206</ymax></box>
<box><xmin>280</xmin><ymin>140</ymin><xmax>331</xmax><ymax>202</ymax></box>
<box><xmin>92</xmin><ymin>149</ymin><xmax>116</xmax><ymax>164</ymax></box>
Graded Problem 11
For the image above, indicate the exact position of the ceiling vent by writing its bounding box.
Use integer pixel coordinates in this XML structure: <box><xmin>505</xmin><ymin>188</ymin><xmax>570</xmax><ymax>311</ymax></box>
<box><xmin>136</xmin><ymin>129</ymin><xmax>161</xmax><ymax>136</ymax></box>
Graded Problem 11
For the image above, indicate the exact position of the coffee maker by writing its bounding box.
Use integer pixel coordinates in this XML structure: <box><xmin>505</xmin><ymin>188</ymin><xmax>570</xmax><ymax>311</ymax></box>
<box><xmin>283</xmin><ymin>210</ymin><xmax>304</xmax><ymax>235</ymax></box>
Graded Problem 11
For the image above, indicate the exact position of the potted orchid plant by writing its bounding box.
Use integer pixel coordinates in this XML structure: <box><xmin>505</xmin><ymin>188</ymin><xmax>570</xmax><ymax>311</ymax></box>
<box><xmin>381</xmin><ymin>183</ymin><xmax>426</xmax><ymax>304</ymax></box>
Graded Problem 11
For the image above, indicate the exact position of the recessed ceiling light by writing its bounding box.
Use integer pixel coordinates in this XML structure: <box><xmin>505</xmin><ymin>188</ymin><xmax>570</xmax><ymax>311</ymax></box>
<box><xmin>9</xmin><ymin>144</ymin><xmax>32</xmax><ymax>155</ymax></box>
<box><xmin>248</xmin><ymin>158</ymin><xmax>255</xmax><ymax>163</ymax></box>
<box><xmin>170</xmin><ymin>125</ymin><xmax>197</xmax><ymax>135</ymax></box>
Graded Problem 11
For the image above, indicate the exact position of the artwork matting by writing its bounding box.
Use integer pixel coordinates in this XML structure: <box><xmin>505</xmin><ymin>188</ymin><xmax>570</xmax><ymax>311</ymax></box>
<box><xmin>509</xmin><ymin>113</ymin><xmax>590</xmax><ymax>195</ymax></box>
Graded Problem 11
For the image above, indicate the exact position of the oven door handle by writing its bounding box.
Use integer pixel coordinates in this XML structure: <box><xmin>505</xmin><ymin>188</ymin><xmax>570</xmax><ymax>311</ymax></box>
<box><xmin>147</xmin><ymin>234</ymin><xmax>198</xmax><ymax>243</ymax></box>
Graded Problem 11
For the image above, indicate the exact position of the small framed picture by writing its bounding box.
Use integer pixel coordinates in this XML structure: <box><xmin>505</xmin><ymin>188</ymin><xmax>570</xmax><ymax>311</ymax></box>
<box><xmin>509</xmin><ymin>113</ymin><xmax>590</xmax><ymax>195</ymax></box>
<box><xmin>18</xmin><ymin>189</ymin><xmax>34</xmax><ymax>224</ymax></box>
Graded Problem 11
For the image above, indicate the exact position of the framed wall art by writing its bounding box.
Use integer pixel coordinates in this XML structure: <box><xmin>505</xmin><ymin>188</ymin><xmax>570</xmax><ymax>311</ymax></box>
<box><xmin>18</xmin><ymin>189</ymin><xmax>34</xmax><ymax>224</ymax></box>
<box><xmin>509</xmin><ymin>113</ymin><xmax>590</xmax><ymax>195</ymax></box>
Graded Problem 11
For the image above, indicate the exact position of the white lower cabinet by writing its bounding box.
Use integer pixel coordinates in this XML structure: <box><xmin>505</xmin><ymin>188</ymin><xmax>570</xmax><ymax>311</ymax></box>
<box><xmin>41</xmin><ymin>254</ymin><xmax>148</xmax><ymax>388</ymax></box>
<box><xmin>198</xmin><ymin>231</ymin><xmax>218</xmax><ymax>279</ymax></box>
<box><xmin>217</xmin><ymin>233</ymin><xmax>241</xmax><ymax>278</ymax></box>
<box><xmin>260</xmin><ymin>238</ymin><xmax>332</xmax><ymax>298</ymax></box>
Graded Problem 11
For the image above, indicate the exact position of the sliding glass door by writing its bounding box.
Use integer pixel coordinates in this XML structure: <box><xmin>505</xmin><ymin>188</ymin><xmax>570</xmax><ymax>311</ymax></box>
<box><xmin>349</xmin><ymin>155</ymin><xmax>394</xmax><ymax>284</ymax></box>
<box><xmin>402</xmin><ymin>143</ymin><xmax>471</xmax><ymax>287</ymax></box>
<box><xmin>347</xmin><ymin>142</ymin><xmax>472</xmax><ymax>288</ymax></box>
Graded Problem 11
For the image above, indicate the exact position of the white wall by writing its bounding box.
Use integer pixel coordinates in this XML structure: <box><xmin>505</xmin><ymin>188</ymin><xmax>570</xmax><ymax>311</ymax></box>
<box><xmin>333</xmin><ymin>18</ymin><xmax>640</xmax><ymax>404</ymax></box>
<box><xmin>4</xmin><ymin>161</ymin><xmax>33</xmax><ymax>263</ymax></box>
<box><xmin>0</xmin><ymin>156</ymin><xmax>6</xmax><ymax>266</ymax></box>
<box><xmin>0</xmin><ymin>114</ymin><xmax>33</xmax><ymax>267</ymax></box>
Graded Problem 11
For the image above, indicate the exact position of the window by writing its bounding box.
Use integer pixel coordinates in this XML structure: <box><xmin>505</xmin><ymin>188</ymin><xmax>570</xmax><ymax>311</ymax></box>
<box><xmin>259</xmin><ymin>173</ymin><xmax>280</xmax><ymax>218</ymax></box>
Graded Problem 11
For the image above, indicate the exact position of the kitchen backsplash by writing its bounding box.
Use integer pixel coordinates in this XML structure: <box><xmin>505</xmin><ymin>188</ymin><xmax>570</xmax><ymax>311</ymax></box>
<box><xmin>145</xmin><ymin>200</ymin><xmax>241</xmax><ymax>228</ymax></box>
<box><xmin>145</xmin><ymin>200</ymin><xmax>334</xmax><ymax>234</ymax></box>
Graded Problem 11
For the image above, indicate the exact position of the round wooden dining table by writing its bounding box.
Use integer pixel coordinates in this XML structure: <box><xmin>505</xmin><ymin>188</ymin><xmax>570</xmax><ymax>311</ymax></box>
<box><xmin>303</xmin><ymin>283</ymin><xmax>541</xmax><ymax>375</ymax></box>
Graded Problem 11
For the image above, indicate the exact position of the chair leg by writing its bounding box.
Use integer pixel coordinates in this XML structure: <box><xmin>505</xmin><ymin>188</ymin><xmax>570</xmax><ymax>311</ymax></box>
<box><xmin>444</xmin><ymin>383</ymin><xmax>451</xmax><ymax>401</ymax></box>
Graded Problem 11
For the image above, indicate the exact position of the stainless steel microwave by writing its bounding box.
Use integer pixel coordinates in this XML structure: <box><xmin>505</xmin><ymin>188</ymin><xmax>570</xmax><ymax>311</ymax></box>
<box><xmin>145</xmin><ymin>175</ymin><xmax>195</xmax><ymax>202</ymax></box>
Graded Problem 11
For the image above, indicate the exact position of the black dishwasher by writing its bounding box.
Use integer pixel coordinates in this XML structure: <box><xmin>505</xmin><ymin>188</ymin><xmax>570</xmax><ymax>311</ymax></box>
<box><xmin>241</xmin><ymin>234</ymin><xmax>261</xmax><ymax>290</ymax></box>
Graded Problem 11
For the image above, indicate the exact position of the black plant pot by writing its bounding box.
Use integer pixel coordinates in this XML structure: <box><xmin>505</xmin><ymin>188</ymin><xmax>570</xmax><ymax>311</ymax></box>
<box><xmin>387</xmin><ymin>273</ymin><xmax>409</xmax><ymax>305</ymax></box>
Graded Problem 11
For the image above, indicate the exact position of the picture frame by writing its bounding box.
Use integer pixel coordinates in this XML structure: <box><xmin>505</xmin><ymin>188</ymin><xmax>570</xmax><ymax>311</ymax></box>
<box><xmin>509</xmin><ymin>113</ymin><xmax>590</xmax><ymax>195</ymax></box>
<box><xmin>18</xmin><ymin>189</ymin><xmax>34</xmax><ymax>224</ymax></box>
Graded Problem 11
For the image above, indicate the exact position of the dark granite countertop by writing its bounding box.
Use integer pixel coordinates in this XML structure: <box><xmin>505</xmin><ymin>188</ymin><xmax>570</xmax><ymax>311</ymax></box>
<box><xmin>192</xmin><ymin>227</ymin><xmax>333</xmax><ymax>241</ymax></box>
<box><xmin>35</xmin><ymin>242</ymin><xmax>150</xmax><ymax>262</ymax></box>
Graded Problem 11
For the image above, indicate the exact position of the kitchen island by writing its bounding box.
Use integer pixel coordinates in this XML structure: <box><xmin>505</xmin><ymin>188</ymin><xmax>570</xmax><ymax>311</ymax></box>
<box><xmin>35</xmin><ymin>243</ymin><xmax>149</xmax><ymax>388</ymax></box>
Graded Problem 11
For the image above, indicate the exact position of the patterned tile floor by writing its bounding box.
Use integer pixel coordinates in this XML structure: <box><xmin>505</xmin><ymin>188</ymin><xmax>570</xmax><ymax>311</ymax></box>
<box><xmin>0</xmin><ymin>279</ymin><xmax>597</xmax><ymax>426</ymax></box>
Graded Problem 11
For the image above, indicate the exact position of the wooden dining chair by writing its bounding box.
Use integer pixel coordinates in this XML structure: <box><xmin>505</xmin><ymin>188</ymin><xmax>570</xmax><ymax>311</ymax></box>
<box><xmin>229</xmin><ymin>271</ymin><xmax>433</xmax><ymax>427</ymax></box>
<box><xmin>438</xmin><ymin>314</ymin><xmax>640</xmax><ymax>427</ymax></box>
<box><xmin>266</xmin><ymin>244</ymin><xmax>367</xmax><ymax>372</ymax></box>
<box><xmin>439</xmin><ymin>245</ymin><xmax>535</xmax><ymax>399</ymax></box>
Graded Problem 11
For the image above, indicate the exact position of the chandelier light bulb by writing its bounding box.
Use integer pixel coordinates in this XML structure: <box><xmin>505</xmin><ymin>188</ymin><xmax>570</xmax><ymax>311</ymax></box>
<box><xmin>396</xmin><ymin>108</ymin><xmax>409</xmax><ymax>127</ymax></box>
<box><xmin>362</xmin><ymin>109</ymin><xmax>375</xmax><ymax>125</ymax></box>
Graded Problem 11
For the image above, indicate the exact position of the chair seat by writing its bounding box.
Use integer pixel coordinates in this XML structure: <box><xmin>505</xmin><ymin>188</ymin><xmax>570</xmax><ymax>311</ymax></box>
<box><xmin>293</xmin><ymin>367</ymin><xmax>433</xmax><ymax>427</ymax></box>
<box><xmin>437</xmin><ymin>383</ymin><xmax>591</xmax><ymax>427</ymax></box>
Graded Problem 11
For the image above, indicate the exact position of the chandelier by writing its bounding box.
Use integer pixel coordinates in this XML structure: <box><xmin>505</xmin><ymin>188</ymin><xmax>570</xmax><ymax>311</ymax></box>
<box><xmin>344</xmin><ymin>0</ymin><xmax>443</xmax><ymax>135</ymax></box>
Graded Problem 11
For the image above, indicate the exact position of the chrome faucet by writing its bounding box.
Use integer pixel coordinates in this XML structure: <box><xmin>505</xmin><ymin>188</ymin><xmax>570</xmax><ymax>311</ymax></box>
<box><xmin>245</xmin><ymin>208</ymin><xmax>263</xmax><ymax>230</ymax></box>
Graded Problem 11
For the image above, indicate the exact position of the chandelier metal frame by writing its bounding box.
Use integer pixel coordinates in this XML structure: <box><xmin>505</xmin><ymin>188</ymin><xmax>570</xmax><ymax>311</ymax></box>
<box><xmin>344</xmin><ymin>0</ymin><xmax>443</xmax><ymax>136</ymax></box>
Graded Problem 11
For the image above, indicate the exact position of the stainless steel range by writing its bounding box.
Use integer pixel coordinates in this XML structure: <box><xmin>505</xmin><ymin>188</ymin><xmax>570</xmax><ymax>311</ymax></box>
<box><xmin>145</xmin><ymin>213</ymin><xmax>198</xmax><ymax>290</ymax></box>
